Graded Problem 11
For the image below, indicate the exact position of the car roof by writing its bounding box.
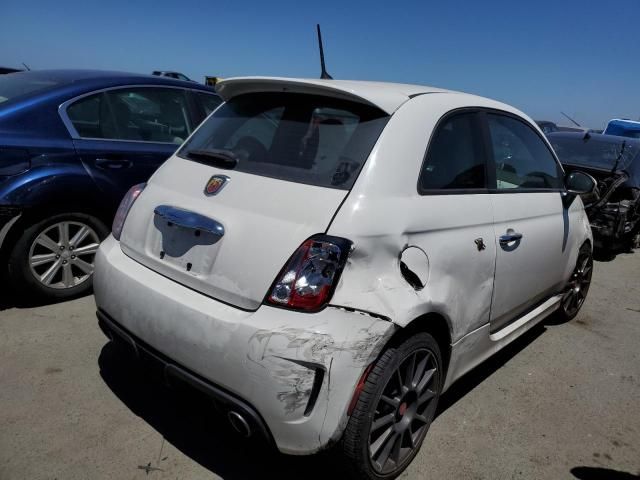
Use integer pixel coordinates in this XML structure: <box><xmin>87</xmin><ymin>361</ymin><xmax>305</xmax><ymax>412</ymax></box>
<box><xmin>608</xmin><ymin>118</ymin><xmax>640</xmax><ymax>127</ymax></box>
<box><xmin>216</xmin><ymin>77</ymin><xmax>460</xmax><ymax>114</ymax></box>
<box><xmin>216</xmin><ymin>76</ymin><xmax>529</xmax><ymax>118</ymax></box>
<box><xmin>9</xmin><ymin>69</ymin><xmax>213</xmax><ymax>92</ymax></box>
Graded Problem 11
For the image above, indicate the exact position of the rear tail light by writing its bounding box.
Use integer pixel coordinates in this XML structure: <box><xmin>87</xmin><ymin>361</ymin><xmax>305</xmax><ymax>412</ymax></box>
<box><xmin>266</xmin><ymin>235</ymin><xmax>352</xmax><ymax>312</ymax></box>
<box><xmin>112</xmin><ymin>183</ymin><xmax>145</xmax><ymax>240</ymax></box>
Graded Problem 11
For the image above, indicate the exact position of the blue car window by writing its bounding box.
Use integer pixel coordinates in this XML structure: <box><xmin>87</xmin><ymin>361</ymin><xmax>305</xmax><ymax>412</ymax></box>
<box><xmin>67</xmin><ymin>87</ymin><xmax>192</xmax><ymax>144</ymax></box>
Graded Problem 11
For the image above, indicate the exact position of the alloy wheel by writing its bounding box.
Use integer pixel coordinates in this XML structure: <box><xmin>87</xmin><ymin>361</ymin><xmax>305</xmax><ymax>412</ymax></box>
<box><xmin>28</xmin><ymin>221</ymin><xmax>100</xmax><ymax>289</ymax></box>
<box><xmin>561</xmin><ymin>250</ymin><xmax>593</xmax><ymax>318</ymax></box>
<box><xmin>368</xmin><ymin>348</ymin><xmax>440</xmax><ymax>474</ymax></box>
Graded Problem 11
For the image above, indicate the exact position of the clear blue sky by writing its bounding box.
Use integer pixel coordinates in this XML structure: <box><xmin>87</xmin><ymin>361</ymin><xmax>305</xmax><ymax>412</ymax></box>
<box><xmin>2</xmin><ymin>0</ymin><xmax>639</xmax><ymax>128</ymax></box>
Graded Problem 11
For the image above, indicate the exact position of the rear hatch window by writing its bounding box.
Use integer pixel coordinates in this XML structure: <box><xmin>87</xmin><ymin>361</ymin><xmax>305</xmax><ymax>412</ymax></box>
<box><xmin>177</xmin><ymin>92</ymin><xmax>389</xmax><ymax>190</ymax></box>
<box><xmin>0</xmin><ymin>73</ymin><xmax>60</xmax><ymax>105</ymax></box>
<box><xmin>550</xmin><ymin>136</ymin><xmax>639</xmax><ymax>171</ymax></box>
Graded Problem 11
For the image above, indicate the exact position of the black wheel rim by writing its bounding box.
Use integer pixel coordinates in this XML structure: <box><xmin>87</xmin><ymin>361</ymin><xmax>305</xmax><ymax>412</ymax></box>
<box><xmin>368</xmin><ymin>348</ymin><xmax>439</xmax><ymax>474</ymax></box>
<box><xmin>561</xmin><ymin>250</ymin><xmax>593</xmax><ymax>317</ymax></box>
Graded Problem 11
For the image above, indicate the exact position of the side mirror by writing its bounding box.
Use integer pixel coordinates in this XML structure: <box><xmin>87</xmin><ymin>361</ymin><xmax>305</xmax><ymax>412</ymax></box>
<box><xmin>564</xmin><ymin>171</ymin><xmax>599</xmax><ymax>208</ymax></box>
<box><xmin>566</xmin><ymin>171</ymin><xmax>597</xmax><ymax>194</ymax></box>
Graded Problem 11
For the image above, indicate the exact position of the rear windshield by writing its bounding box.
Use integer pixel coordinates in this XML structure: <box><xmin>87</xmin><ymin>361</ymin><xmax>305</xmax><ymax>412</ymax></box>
<box><xmin>549</xmin><ymin>135</ymin><xmax>640</xmax><ymax>171</ymax></box>
<box><xmin>0</xmin><ymin>74</ymin><xmax>60</xmax><ymax>104</ymax></box>
<box><xmin>177</xmin><ymin>92</ymin><xmax>389</xmax><ymax>190</ymax></box>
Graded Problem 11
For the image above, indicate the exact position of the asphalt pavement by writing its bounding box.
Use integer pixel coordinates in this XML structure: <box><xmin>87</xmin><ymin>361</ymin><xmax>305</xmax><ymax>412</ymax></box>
<box><xmin>1</xmin><ymin>252</ymin><xmax>639</xmax><ymax>479</ymax></box>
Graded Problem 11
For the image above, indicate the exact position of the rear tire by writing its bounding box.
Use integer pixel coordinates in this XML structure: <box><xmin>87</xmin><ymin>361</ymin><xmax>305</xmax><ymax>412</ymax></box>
<box><xmin>340</xmin><ymin>333</ymin><xmax>443</xmax><ymax>479</ymax></box>
<box><xmin>7</xmin><ymin>213</ymin><xmax>108</xmax><ymax>302</ymax></box>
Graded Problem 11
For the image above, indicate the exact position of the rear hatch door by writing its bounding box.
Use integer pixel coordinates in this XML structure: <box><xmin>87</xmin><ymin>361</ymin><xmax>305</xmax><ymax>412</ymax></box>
<box><xmin>120</xmin><ymin>90</ymin><xmax>389</xmax><ymax>310</ymax></box>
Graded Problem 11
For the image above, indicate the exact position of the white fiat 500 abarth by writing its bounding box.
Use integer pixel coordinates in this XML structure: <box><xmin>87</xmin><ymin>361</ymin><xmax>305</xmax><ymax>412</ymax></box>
<box><xmin>94</xmin><ymin>77</ymin><xmax>596</xmax><ymax>479</ymax></box>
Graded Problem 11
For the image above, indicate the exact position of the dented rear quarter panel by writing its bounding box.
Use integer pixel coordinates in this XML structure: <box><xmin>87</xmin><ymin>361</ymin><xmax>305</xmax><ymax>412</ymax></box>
<box><xmin>328</xmin><ymin>93</ymin><xmax>508</xmax><ymax>343</ymax></box>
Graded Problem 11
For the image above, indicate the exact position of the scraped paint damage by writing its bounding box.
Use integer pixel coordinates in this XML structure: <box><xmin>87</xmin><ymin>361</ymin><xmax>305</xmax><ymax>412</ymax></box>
<box><xmin>246</xmin><ymin>316</ymin><xmax>395</xmax><ymax>420</ymax></box>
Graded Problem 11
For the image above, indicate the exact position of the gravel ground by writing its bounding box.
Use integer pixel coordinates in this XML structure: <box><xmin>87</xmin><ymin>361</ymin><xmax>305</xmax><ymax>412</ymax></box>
<box><xmin>1</xmin><ymin>252</ymin><xmax>639</xmax><ymax>479</ymax></box>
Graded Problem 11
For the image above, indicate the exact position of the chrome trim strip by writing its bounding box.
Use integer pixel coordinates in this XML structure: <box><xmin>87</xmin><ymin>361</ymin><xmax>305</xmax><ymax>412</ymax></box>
<box><xmin>489</xmin><ymin>294</ymin><xmax>562</xmax><ymax>341</ymax></box>
<box><xmin>58</xmin><ymin>84</ymin><xmax>218</xmax><ymax>142</ymax></box>
<box><xmin>153</xmin><ymin>205</ymin><xmax>224</xmax><ymax>237</ymax></box>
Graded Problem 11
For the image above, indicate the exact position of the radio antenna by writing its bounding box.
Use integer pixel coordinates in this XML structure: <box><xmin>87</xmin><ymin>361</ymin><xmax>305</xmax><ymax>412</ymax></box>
<box><xmin>560</xmin><ymin>111</ymin><xmax>581</xmax><ymax>127</ymax></box>
<box><xmin>316</xmin><ymin>24</ymin><xmax>333</xmax><ymax>80</ymax></box>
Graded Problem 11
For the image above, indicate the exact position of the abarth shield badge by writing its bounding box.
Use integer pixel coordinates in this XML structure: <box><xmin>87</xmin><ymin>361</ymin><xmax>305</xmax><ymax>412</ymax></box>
<box><xmin>204</xmin><ymin>175</ymin><xmax>230</xmax><ymax>196</ymax></box>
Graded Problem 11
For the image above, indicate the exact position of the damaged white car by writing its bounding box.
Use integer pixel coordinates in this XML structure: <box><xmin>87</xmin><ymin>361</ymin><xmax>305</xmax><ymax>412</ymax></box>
<box><xmin>94</xmin><ymin>77</ymin><xmax>596</xmax><ymax>479</ymax></box>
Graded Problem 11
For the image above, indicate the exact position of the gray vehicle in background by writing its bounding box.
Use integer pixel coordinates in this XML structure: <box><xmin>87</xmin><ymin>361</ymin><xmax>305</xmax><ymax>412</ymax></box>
<box><xmin>549</xmin><ymin>132</ymin><xmax>640</xmax><ymax>252</ymax></box>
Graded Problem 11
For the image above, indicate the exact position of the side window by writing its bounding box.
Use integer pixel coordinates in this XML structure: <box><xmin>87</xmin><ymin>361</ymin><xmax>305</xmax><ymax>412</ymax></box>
<box><xmin>195</xmin><ymin>92</ymin><xmax>222</xmax><ymax>116</ymax></box>
<box><xmin>419</xmin><ymin>112</ymin><xmax>486</xmax><ymax>191</ymax></box>
<box><xmin>66</xmin><ymin>94</ymin><xmax>105</xmax><ymax>138</ymax></box>
<box><xmin>105</xmin><ymin>88</ymin><xmax>192</xmax><ymax>143</ymax></box>
<box><xmin>67</xmin><ymin>88</ymin><xmax>192</xmax><ymax>143</ymax></box>
<box><xmin>488</xmin><ymin>114</ymin><xmax>562</xmax><ymax>190</ymax></box>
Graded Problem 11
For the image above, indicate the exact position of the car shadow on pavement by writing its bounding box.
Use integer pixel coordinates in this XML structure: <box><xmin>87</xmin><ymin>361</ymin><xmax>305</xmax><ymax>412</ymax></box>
<box><xmin>593</xmin><ymin>247</ymin><xmax>636</xmax><ymax>263</ymax></box>
<box><xmin>435</xmin><ymin>323</ymin><xmax>546</xmax><ymax>416</ymax></box>
<box><xmin>98</xmin><ymin>342</ymin><xmax>343</xmax><ymax>479</ymax></box>
<box><xmin>98</xmin><ymin>323</ymin><xmax>547</xmax><ymax>479</ymax></box>
<box><xmin>0</xmin><ymin>283</ymin><xmax>90</xmax><ymax>311</ymax></box>
<box><xmin>571</xmin><ymin>466</ymin><xmax>640</xmax><ymax>479</ymax></box>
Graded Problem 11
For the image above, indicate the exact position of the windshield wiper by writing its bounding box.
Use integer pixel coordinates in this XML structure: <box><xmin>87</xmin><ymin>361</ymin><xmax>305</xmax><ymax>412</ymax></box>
<box><xmin>186</xmin><ymin>149</ymin><xmax>239</xmax><ymax>169</ymax></box>
<box><xmin>611</xmin><ymin>140</ymin><xmax>626</xmax><ymax>174</ymax></box>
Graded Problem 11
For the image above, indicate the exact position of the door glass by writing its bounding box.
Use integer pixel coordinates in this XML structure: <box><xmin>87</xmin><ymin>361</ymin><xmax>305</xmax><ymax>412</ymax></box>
<box><xmin>419</xmin><ymin>112</ymin><xmax>486</xmax><ymax>191</ymax></box>
<box><xmin>66</xmin><ymin>94</ymin><xmax>104</xmax><ymax>138</ymax></box>
<box><xmin>106</xmin><ymin>88</ymin><xmax>192</xmax><ymax>143</ymax></box>
<box><xmin>67</xmin><ymin>88</ymin><xmax>192</xmax><ymax>144</ymax></box>
<box><xmin>488</xmin><ymin>114</ymin><xmax>562</xmax><ymax>190</ymax></box>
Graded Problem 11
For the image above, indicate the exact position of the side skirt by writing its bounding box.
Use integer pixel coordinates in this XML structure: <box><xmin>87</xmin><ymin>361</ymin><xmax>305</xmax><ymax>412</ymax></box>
<box><xmin>442</xmin><ymin>294</ymin><xmax>562</xmax><ymax>392</ymax></box>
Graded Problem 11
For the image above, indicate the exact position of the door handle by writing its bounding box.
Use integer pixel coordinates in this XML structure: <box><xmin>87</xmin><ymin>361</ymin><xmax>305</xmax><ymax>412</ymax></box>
<box><xmin>95</xmin><ymin>158</ymin><xmax>132</xmax><ymax>169</ymax></box>
<box><xmin>499</xmin><ymin>232</ymin><xmax>523</xmax><ymax>245</ymax></box>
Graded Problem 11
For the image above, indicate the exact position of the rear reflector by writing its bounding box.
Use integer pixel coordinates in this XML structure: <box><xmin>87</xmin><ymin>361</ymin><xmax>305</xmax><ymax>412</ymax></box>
<box><xmin>112</xmin><ymin>183</ymin><xmax>145</xmax><ymax>240</ymax></box>
<box><xmin>348</xmin><ymin>363</ymin><xmax>374</xmax><ymax>415</ymax></box>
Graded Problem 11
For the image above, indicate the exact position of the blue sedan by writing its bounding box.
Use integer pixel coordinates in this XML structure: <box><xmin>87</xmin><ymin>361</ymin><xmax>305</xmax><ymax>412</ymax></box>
<box><xmin>0</xmin><ymin>70</ymin><xmax>221</xmax><ymax>301</ymax></box>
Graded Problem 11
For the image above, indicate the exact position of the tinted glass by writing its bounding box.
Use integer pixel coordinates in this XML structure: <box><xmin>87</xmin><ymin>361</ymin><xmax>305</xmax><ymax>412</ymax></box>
<box><xmin>549</xmin><ymin>135</ymin><xmax>639</xmax><ymax>171</ymax></box>
<box><xmin>106</xmin><ymin>88</ymin><xmax>191</xmax><ymax>143</ymax></box>
<box><xmin>67</xmin><ymin>94</ymin><xmax>103</xmax><ymax>138</ymax></box>
<box><xmin>419</xmin><ymin>112</ymin><xmax>486</xmax><ymax>191</ymax></box>
<box><xmin>195</xmin><ymin>92</ymin><xmax>222</xmax><ymax>116</ymax></box>
<box><xmin>488</xmin><ymin>114</ymin><xmax>562</xmax><ymax>190</ymax></box>
<box><xmin>178</xmin><ymin>92</ymin><xmax>389</xmax><ymax>190</ymax></box>
<box><xmin>0</xmin><ymin>73</ymin><xmax>59</xmax><ymax>104</ymax></box>
<box><xmin>69</xmin><ymin>88</ymin><xmax>193</xmax><ymax>143</ymax></box>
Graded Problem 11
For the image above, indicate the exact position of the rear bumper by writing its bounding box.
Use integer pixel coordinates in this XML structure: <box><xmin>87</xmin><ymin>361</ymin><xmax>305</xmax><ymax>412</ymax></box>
<box><xmin>97</xmin><ymin>309</ymin><xmax>275</xmax><ymax>444</ymax></box>
<box><xmin>93</xmin><ymin>235</ymin><xmax>395</xmax><ymax>454</ymax></box>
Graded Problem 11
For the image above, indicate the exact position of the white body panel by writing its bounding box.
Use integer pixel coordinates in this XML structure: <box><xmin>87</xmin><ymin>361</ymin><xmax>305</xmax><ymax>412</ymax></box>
<box><xmin>489</xmin><ymin>192</ymin><xmax>567</xmax><ymax>331</ymax></box>
<box><xmin>94</xmin><ymin>77</ymin><xmax>593</xmax><ymax>455</ymax></box>
<box><xmin>328</xmin><ymin>93</ymin><xmax>502</xmax><ymax>342</ymax></box>
<box><xmin>95</xmin><ymin>236</ymin><xmax>395</xmax><ymax>454</ymax></box>
<box><xmin>120</xmin><ymin>159</ymin><xmax>346</xmax><ymax>310</ymax></box>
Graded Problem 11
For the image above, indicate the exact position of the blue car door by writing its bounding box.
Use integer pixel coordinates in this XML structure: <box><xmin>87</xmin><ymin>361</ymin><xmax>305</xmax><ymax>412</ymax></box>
<box><xmin>64</xmin><ymin>86</ymin><xmax>195</xmax><ymax>211</ymax></box>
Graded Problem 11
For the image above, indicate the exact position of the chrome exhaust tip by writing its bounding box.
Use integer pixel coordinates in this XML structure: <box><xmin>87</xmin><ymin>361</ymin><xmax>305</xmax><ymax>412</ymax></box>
<box><xmin>227</xmin><ymin>410</ymin><xmax>252</xmax><ymax>437</ymax></box>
